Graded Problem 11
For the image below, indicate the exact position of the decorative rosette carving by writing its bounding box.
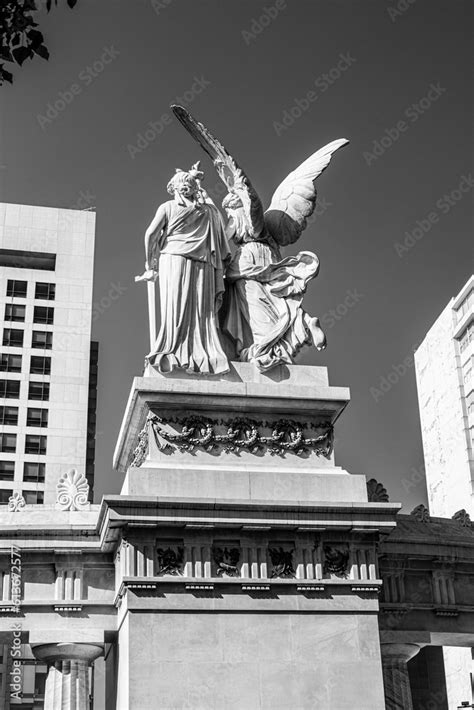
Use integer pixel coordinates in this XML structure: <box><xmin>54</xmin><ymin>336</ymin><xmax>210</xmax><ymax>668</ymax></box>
<box><xmin>8</xmin><ymin>491</ymin><xmax>26</xmax><ymax>512</ymax></box>
<box><xmin>452</xmin><ymin>509</ymin><xmax>472</xmax><ymax>527</ymax></box>
<box><xmin>410</xmin><ymin>504</ymin><xmax>430</xmax><ymax>523</ymax></box>
<box><xmin>56</xmin><ymin>469</ymin><xmax>90</xmax><ymax>511</ymax></box>
<box><xmin>366</xmin><ymin>478</ymin><xmax>389</xmax><ymax>502</ymax></box>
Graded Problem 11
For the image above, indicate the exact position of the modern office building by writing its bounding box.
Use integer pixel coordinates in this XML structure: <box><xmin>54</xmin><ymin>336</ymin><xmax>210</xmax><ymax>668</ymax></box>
<box><xmin>0</xmin><ymin>202</ymin><xmax>98</xmax><ymax>506</ymax></box>
<box><xmin>415</xmin><ymin>274</ymin><xmax>474</xmax><ymax>517</ymax></box>
<box><xmin>415</xmin><ymin>274</ymin><xmax>474</xmax><ymax>708</ymax></box>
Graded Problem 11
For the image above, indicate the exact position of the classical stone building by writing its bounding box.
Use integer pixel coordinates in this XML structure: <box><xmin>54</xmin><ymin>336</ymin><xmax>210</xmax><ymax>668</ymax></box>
<box><xmin>0</xmin><ymin>362</ymin><xmax>473</xmax><ymax>709</ymax></box>
<box><xmin>415</xmin><ymin>274</ymin><xmax>474</xmax><ymax>706</ymax></box>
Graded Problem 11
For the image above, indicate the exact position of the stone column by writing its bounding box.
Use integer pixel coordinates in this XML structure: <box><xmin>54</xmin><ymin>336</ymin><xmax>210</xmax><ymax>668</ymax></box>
<box><xmin>32</xmin><ymin>643</ymin><xmax>103</xmax><ymax>710</ymax></box>
<box><xmin>381</xmin><ymin>643</ymin><xmax>421</xmax><ymax>710</ymax></box>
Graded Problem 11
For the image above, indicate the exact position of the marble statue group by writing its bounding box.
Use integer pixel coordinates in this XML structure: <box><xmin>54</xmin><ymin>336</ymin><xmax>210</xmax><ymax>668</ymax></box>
<box><xmin>137</xmin><ymin>105</ymin><xmax>348</xmax><ymax>375</ymax></box>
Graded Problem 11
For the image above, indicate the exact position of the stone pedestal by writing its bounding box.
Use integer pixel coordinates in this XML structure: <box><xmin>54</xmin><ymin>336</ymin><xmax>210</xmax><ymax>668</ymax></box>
<box><xmin>381</xmin><ymin>643</ymin><xmax>421</xmax><ymax>710</ymax></box>
<box><xmin>32</xmin><ymin>643</ymin><xmax>103</xmax><ymax>710</ymax></box>
<box><xmin>107</xmin><ymin>364</ymin><xmax>400</xmax><ymax>708</ymax></box>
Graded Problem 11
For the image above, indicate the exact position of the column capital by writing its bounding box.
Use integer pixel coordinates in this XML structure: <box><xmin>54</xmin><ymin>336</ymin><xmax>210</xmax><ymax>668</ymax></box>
<box><xmin>32</xmin><ymin>642</ymin><xmax>103</xmax><ymax>664</ymax></box>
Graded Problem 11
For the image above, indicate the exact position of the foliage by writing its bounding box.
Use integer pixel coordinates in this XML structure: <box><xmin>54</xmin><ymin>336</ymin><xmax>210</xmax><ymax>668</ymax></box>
<box><xmin>0</xmin><ymin>0</ymin><xmax>78</xmax><ymax>85</ymax></box>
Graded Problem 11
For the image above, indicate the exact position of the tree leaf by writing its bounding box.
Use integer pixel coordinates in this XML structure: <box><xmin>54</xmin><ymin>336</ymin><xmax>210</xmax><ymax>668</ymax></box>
<box><xmin>0</xmin><ymin>66</ymin><xmax>14</xmax><ymax>84</ymax></box>
<box><xmin>0</xmin><ymin>46</ymin><xmax>13</xmax><ymax>62</ymax></box>
<box><xmin>34</xmin><ymin>44</ymin><xmax>49</xmax><ymax>60</ymax></box>
<box><xmin>12</xmin><ymin>45</ymin><xmax>32</xmax><ymax>66</ymax></box>
<box><xmin>27</xmin><ymin>28</ymin><xmax>44</xmax><ymax>49</ymax></box>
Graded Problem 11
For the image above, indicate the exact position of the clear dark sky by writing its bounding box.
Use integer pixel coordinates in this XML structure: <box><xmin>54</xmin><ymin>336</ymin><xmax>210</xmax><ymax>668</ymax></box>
<box><xmin>1</xmin><ymin>0</ymin><xmax>472</xmax><ymax>509</ymax></box>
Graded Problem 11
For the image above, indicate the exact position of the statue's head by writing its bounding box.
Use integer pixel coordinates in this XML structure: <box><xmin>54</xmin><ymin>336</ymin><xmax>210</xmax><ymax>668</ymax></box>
<box><xmin>167</xmin><ymin>169</ymin><xmax>200</xmax><ymax>199</ymax></box>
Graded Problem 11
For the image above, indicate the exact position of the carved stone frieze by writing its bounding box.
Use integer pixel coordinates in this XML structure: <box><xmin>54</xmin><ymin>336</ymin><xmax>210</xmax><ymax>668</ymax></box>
<box><xmin>156</xmin><ymin>547</ymin><xmax>184</xmax><ymax>576</ymax></box>
<box><xmin>323</xmin><ymin>546</ymin><xmax>349</xmax><ymax>578</ymax></box>
<box><xmin>269</xmin><ymin>547</ymin><xmax>295</xmax><ymax>578</ymax></box>
<box><xmin>213</xmin><ymin>547</ymin><xmax>240</xmax><ymax>577</ymax></box>
<box><xmin>133</xmin><ymin>413</ymin><xmax>333</xmax><ymax>461</ymax></box>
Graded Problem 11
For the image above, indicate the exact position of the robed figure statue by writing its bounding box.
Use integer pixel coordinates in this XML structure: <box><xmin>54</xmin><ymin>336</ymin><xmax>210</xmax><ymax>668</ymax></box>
<box><xmin>171</xmin><ymin>105</ymin><xmax>348</xmax><ymax>372</ymax></box>
<box><xmin>140</xmin><ymin>166</ymin><xmax>231</xmax><ymax>375</ymax></box>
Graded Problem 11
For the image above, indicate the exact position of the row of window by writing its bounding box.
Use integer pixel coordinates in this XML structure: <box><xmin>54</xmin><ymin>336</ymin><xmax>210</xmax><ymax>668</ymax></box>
<box><xmin>1</xmin><ymin>354</ymin><xmax>50</xmax><ymax>374</ymax></box>
<box><xmin>0</xmin><ymin>353</ymin><xmax>51</xmax><ymax>375</ymax></box>
<box><xmin>7</xmin><ymin>280</ymin><xmax>55</xmax><ymax>300</ymax></box>
<box><xmin>3</xmin><ymin>330</ymin><xmax>52</xmax><ymax>349</ymax></box>
<box><xmin>0</xmin><ymin>406</ymin><xmax>48</xmax><ymax>427</ymax></box>
<box><xmin>0</xmin><ymin>433</ymin><xmax>47</xmax><ymax>455</ymax></box>
<box><xmin>455</xmin><ymin>288</ymin><xmax>474</xmax><ymax>323</ymax></box>
<box><xmin>0</xmin><ymin>380</ymin><xmax>49</xmax><ymax>400</ymax></box>
<box><xmin>0</xmin><ymin>461</ymin><xmax>45</xmax><ymax>482</ymax></box>
<box><xmin>0</xmin><ymin>489</ymin><xmax>44</xmax><ymax>504</ymax></box>
<box><xmin>4</xmin><ymin>305</ymin><xmax>54</xmax><ymax>324</ymax></box>
<box><xmin>458</xmin><ymin>321</ymin><xmax>474</xmax><ymax>354</ymax></box>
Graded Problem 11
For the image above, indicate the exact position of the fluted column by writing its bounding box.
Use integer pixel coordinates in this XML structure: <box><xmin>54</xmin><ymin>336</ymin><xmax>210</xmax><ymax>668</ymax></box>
<box><xmin>381</xmin><ymin>643</ymin><xmax>421</xmax><ymax>710</ymax></box>
<box><xmin>32</xmin><ymin>643</ymin><xmax>103</xmax><ymax>710</ymax></box>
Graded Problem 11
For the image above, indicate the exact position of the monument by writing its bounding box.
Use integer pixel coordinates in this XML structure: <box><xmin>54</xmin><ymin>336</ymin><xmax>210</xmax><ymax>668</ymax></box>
<box><xmin>4</xmin><ymin>111</ymin><xmax>472</xmax><ymax>710</ymax></box>
<box><xmin>118</xmin><ymin>106</ymin><xmax>398</xmax><ymax>708</ymax></box>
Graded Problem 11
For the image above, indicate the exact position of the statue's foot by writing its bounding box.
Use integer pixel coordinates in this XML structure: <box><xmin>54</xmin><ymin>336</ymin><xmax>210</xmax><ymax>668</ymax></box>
<box><xmin>308</xmin><ymin>317</ymin><xmax>327</xmax><ymax>351</ymax></box>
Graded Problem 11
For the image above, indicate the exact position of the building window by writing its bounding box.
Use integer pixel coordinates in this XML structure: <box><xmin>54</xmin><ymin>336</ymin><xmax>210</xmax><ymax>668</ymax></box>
<box><xmin>455</xmin><ymin>288</ymin><xmax>474</xmax><ymax>322</ymax></box>
<box><xmin>25</xmin><ymin>435</ymin><xmax>47</xmax><ymax>455</ymax></box>
<box><xmin>35</xmin><ymin>282</ymin><xmax>55</xmax><ymax>300</ymax></box>
<box><xmin>26</xmin><ymin>408</ymin><xmax>48</xmax><ymax>428</ymax></box>
<box><xmin>0</xmin><ymin>248</ymin><xmax>56</xmax><ymax>271</ymax></box>
<box><xmin>0</xmin><ymin>354</ymin><xmax>22</xmax><ymax>372</ymax></box>
<box><xmin>0</xmin><ymin>406</ymin><xmax>18</xmax><ymax>425</ymax></box>
<box><xmin>22</xmin><ymin>490</ymin><xmax>44</xmax><ymax>504</ymax></box>
<box><xmin>6</xmin><ymin>280</ymin><xmax>27</xmax><ymax>298</ymax></box>
<box><xmin>0</xmin><ymin>489</ymin><xmax>13</xmax><ymax>504</ymax></box>
<box><xmin>32</xmin><ymin>331</ymin><xmax>53</xmax><ymax>350</ymax></box>
<box><xmin>458</xmin><ymin>322</ymin><xmax>474</xmax><ymax>354</ymax></box>
<box><xmin>33</xmin><ymin>306</ymin><xmax>54</xmax><ymax>325</ymax></box>
<box><xmin>0</xmin><ymin>380</ymin><xmax>20</xmax><ymax>398</ymax></box>
<box><xmin>23</xmin><ymin>462</ymin><xmax>45</xmax><ymax>483</ymax></box>
<box><xmin>4</xmin><ymin>304</ymin><xmax>26</xmax><ymax>322</ymax></box>
<box><xmin>0</xmin><ymin>462</ymin><xmax>15</xmax><ymax>481</ymax></box>
<box><xmin>28</xmin><ymin>381</ymin><xmax>49</xmax><ymax>401</ymax></box>
<box><xmin>0</xmin><ymin>433</ymin><xmax>16</xmax><ymax>453</ymax></box>
<box><xmin>2</xmin><ymin>329</ymin><xmax>24</xmax><ymax>347</ymax></box>
<box><xmin>30</xmin><ymin>356</ymin><xmax>51</xmax><ymax>375</ymax></box>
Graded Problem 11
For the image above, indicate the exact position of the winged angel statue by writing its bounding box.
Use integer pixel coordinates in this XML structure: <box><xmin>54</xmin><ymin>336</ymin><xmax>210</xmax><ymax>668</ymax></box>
<box><xmin>170</xmin><ymin>105</ymin><xmax>348</xmax><ymax>373</ymax></box>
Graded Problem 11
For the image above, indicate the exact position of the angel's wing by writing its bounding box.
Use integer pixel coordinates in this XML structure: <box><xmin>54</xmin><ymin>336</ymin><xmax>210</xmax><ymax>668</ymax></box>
<box><xmin>264</xmin><ymin>139</ymin><xmax>349</xmax><ymax>246</ymax></box>
<box><xmin>171</xmin><ymin>105</ymin><xmax>265</xmax><ymax>239</ymax></box>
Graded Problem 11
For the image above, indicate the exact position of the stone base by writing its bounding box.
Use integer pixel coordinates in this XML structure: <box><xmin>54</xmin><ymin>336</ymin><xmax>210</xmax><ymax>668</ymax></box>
<box><xmin>121</xmin><ymin>464</ymin><xmax>368</xmax><ymax>502</ymax></box>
